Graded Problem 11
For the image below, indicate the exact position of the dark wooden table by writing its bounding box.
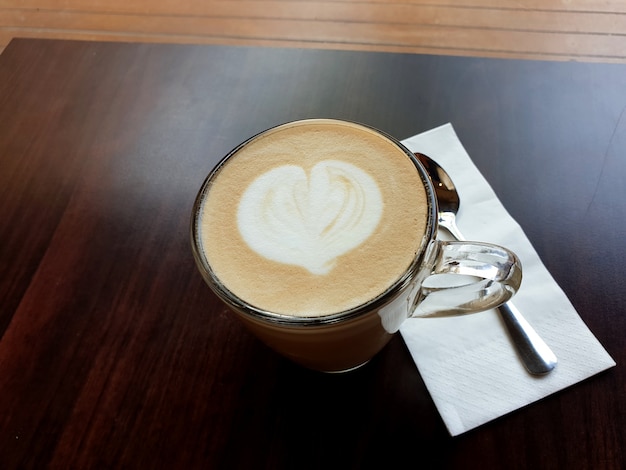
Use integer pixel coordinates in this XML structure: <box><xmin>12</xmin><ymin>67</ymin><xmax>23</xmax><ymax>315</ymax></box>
<box><xmin>1</xmin><ymin>38</ymin><xmax>624</xmax><ymax>469</ymax></box>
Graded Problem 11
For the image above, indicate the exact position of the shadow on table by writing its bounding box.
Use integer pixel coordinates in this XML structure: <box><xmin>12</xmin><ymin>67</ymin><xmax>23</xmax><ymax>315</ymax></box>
<box><xmin>214</xmin><ymin>334</ymin><xmax>451</xmax><ymax>468</ymax></box>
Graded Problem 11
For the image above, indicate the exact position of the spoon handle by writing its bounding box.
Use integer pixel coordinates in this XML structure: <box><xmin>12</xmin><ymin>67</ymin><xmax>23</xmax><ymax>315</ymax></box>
<box><xmin>439</xmin><ymin>213</ymin><xmax>465</xmax><ymax>241</ymax></box>
<box><xmin>497</xmin><ymin>302</ymin><xmax>557</xmax><ymax>375</ymax></box>
<box><xmin>440</xmin><ymin>217</ymin><xmax>557</xmax><ymax>375</ymax></box>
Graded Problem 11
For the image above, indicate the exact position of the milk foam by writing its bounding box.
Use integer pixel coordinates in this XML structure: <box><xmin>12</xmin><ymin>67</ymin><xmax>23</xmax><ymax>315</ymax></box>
<box><xmin>199</xmin><ymin>120</ymin><xmax>429</xmax><ymax>316</ymax></box>
<box><xmin>237</xmin><ymin>160</ymin><xmax>383</xmax><ymax>275</ymax></box>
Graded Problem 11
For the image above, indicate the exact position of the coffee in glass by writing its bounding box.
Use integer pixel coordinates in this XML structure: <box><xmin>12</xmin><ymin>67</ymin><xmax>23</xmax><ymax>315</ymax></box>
<box><xmin>191</xmin><ymin>119</ymin><xmax>521</xmax><ymax>372</ymax></box>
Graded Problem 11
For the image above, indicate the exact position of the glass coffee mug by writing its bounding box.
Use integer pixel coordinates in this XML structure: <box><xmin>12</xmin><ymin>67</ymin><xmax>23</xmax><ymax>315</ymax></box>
<box><xmin>191</xmin><ymin>119</ymin><xmax>522</xmax><ymax>372</ymax></box>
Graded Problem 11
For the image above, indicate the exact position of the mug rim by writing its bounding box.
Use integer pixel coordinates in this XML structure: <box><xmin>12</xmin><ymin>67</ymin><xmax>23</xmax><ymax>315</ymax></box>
<box><xmin>190</xmin><ymin>118</ymin><xmax>438</xmax><ymax>326</ymax></box>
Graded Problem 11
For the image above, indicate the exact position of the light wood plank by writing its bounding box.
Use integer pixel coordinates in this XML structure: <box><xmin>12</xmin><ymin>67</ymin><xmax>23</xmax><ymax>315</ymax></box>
<box><xmin>5</xmin><ymin>2</ymin><xmax>626</xmax><ymax>34</ymax></box>
<box><xmin>1</xmin><ymin>0</ymin><xmax>626</xmax><ymax>62</ymax></box>
<box><xmin>11</xmin><ymin>0</ymin><xmax>626</xmax><ymax>15</ymax></box>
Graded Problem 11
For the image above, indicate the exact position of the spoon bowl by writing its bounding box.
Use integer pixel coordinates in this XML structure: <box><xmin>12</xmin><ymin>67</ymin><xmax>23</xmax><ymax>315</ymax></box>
<box><xmin>415</xmin><ymin>152</ymin><xmax>557</xmax><ymax>375</ymax></box>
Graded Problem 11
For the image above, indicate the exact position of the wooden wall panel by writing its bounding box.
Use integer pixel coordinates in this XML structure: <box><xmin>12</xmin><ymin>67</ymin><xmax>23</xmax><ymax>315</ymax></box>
<box><xmin>1</xmin><ymin>0</ymin><xmax>626</xmax><ymax>62</ymax></box>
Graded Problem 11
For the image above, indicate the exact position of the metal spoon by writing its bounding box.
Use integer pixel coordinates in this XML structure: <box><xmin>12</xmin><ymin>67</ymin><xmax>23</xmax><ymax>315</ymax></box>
<box><xmin>415</xmin><ymin>152</ymin><xmax>557</xmax><ymax>375</ymax></box>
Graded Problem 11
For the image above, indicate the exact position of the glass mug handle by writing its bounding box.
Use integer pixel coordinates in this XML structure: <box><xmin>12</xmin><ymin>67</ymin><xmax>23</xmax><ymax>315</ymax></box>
<box><xmin>411</xmin><ymin>240</ymin><xmax>522</xmax><ymax>318</ymax></box>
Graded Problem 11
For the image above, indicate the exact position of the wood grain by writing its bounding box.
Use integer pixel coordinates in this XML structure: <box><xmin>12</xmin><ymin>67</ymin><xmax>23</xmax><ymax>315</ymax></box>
<box><xmin>1</xmin><ymin>38</ymin><xmax>625</xmax><ymax>469</ymax></box>
<box><xmin>1</xmin><ymin>0</ymin><xmax>626</xmax><ymax>62</ymax></box>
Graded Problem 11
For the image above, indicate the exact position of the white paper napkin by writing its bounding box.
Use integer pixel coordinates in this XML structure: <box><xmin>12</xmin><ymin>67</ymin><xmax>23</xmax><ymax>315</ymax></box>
<box><xmin>399</xmin><ymin>123</ymin><xmax>616</xmax><ymax>436</ymax></box>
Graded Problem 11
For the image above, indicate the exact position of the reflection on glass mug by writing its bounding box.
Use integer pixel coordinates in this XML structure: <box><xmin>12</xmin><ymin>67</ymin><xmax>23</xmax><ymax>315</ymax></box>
<box><xmin>191</xmin><ymin>119</ymin><xmax>522</xmax><ymax>372</ymax></box>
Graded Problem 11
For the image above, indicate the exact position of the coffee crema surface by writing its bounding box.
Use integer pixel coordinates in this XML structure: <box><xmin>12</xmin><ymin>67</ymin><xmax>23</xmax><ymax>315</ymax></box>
<box><xmin>198</xmin><ymin>120</ymin><xmax>428</xmax><ymax>317</ymax></box>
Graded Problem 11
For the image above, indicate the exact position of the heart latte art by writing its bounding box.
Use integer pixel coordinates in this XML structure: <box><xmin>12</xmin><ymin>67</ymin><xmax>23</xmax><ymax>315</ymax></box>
<box><xmin>196</xmin><ymin>119</ymin><xmax>428</xmax><ymax>316</ymax></box>
<box><xmin>237</xmin><ymin>160</ymin><xmax>383</xmax><ymax>275</ymax></box>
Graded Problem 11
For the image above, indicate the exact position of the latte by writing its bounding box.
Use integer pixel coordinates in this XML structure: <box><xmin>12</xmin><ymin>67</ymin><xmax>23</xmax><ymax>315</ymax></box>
<box><xmin>196</xmin><ymin>119</ymin><xmax>429</xmax><ymax>317</ymax></box>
